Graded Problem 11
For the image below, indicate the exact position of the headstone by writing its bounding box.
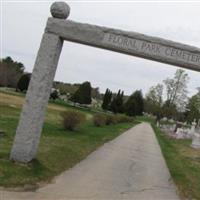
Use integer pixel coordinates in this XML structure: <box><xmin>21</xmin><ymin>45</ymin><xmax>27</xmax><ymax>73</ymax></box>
<box><xmin>174</xmin><ymin>122</ymin><xmax>182</xmax><ymax>133</ymax></box>
<box><xmin>191</xmin><ymin>120</ymin><xmax>200</xmax><ymax>149</ymax></box>
<box><xmin>169</xmin><ymin>125</ymin><xmax>175</xmax><ymax>132</ymax></box>
<box><xmin>162</xmin><ymin>117</ymin><xmax>168</xmax><ymax>121</ymax></box>
<box><xmin>185</xmin><ymin>128</ymin><xmax>193</xmax><ymax>139</ymax></box>
<box><xmin>191</xmin><ymin>131</ymin><xmax>200</xmax><ymax>149</ymax></box>
<box><xmin>176</xmin><ymin>128</ymin><xmax>184</xmax><ymax>139</ymax></box>
<box><xmin>190</xmin><ymin>120</ymin><xmax>197</xmax><ymax>137</ymax></box>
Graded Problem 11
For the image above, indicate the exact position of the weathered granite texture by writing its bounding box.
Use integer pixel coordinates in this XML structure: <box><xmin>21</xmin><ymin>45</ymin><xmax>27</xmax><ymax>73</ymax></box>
<box><xmin>46</xmin><ymin>18</ymin><xmax>200</xmax><ymax>72</ymax></box>
<box><xmin>50</xmin><ymin>1</ymin><xmax>70</xmax><ymax>19</ymax></box>
<box><xmin>10</xmin><ymin>33</ymin><xmax>63</xmax><ymax>163</ymax></box>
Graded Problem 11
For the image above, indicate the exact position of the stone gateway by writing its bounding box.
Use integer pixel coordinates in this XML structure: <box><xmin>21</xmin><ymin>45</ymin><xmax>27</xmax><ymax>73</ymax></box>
<box><xmin>10</xmin><ymin>2</ymin><xmax>200</xmax><ymax>163</ymax></box>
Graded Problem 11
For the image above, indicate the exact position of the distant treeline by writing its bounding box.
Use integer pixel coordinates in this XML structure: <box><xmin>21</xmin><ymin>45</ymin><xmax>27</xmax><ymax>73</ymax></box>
<box><xmin>0</xmin><ymin>57</ymin><xmax>25</xmax><ymax>88</ymax></box>
<box><xmin>1</xmin><ymin>56</ymin><xmax>199</xmax><ymax>122</ymax></box>
<box><xmin>53</xmin><ymin>81</ymin><xmax>102</xmax><ymax>99</ymax></box>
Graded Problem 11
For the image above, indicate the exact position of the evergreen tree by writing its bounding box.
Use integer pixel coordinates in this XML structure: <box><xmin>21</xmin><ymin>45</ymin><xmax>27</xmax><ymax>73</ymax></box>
<box><xmin>133</xmin><ymin>90</ymin><xmax>144</xmax><ymax>115</ymax></box>
<box><xmin>125</xmin><ymin>90</ymin><xmax>144</xmax><ymax>116</ymax></box>
<box><xmin>102</xmin><ymin>88</ymin><xmax>112</xmax><ymax>110</ymax></box>
<box><xmin>117</xmin><ymin>91</ymin><xmax>124</xmax><ymax>113</ymax></box>
<box><xmin>50</xmin><ymin>89</ymin><xmax>59</xmax><ymax>100</ymax></box>
<box><xmin>70</xmin><ymin>81</ymin><xmax>92</xmax><ymax>104</ymax></box>
<box><xmin>17</xmin><ymin>73</ymin><xmax>31</xmax><ymax>92</ymax></box>
<box><xmin>2</xmin><ymin>56</ymin><xmax>25</xmax><ymax>73</ymax></box>
<box><xmin>110</xmin><ymin>96</ymin><xmax>117</xmax><ymax>114</ymax></box>
<box><xmin>110</xmin><ymin>90</ymin><xmax>124</xmax><ymax>114</ymax></box>
<box><xmin>124</xmin><ymin>95</ymin><xmax>136</xmax><ymax>116</ymax></box>
<box><xmin>0</xmin><ymin>57</ymin><xmax>25</xmax><ymax>88</ymax></box>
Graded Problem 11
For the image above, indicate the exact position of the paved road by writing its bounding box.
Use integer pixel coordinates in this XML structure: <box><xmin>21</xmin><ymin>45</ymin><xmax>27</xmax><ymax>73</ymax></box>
<box><xmin>1</xmin><ymin>123</ymin><xmax>179</xmax><ymax>200</ymax></box>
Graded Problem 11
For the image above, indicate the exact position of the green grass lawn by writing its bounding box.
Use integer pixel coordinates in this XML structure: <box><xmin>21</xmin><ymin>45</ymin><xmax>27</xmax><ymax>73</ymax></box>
<box><xmin>152</xmin><ymin>124</ymin><xmax>200</xmax><ymax>200</ymax></box>
<box><xmin>0</xmin><ymin>91</ymin><xmax>137</xmax><ymax>189</ymax></box>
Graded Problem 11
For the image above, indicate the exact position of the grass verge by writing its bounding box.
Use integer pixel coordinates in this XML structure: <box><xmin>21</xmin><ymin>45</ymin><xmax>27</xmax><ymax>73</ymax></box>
<box><xmin>152</xmin><ymin>123</ymin><xmax>200</xmax><ymax>200</ymax></box>
<box><xmin>0</xmin><ymin>91</ymin><xmax>138</xmax><ymax>189</ymax></box>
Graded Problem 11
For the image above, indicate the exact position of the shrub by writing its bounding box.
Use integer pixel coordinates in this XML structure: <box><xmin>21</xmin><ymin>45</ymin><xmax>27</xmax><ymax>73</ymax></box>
<box><xmin>105</xmin><ymin>115</ymin><xmax>117</xmax><ymax>125</ymax></box>
<box><xmin>17</xmin><ymin>73</ymin><xmax>31</xmax><ymax>92</ymax></box>
<box><xmin>93</xmin><ymin>113</ymin><xmax>134</xmax><ymax>127</ymax></box>
<box><xmin>93</xmin><ymin>114</ymin><xmax>107</xmax><ymax>127</ymax></box>
<box><xmin>62</xmin><ymin>111</ymin><xmax>86</xmax><ymax>131</ymax></box>
<box><xmin>115</xmin><ymin>114</ymin><xmax>134</xmax><ymax>123</ymax></box>
<box><xmin>50</xmin><ymin>90</ymin><xmax>59</xmax><ymax>100</ymax></box>
<box><xmin>70</xmin><ymin>81</ymin><xmax>92</xmax><ymax>104</ymax></box>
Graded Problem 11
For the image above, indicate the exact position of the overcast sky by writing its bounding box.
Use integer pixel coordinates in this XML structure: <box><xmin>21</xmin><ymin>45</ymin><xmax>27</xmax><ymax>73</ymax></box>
<box><xmin>2</xmin><ymin>0</ymin><xmax>200</xmax><ymax>96</ymax></box>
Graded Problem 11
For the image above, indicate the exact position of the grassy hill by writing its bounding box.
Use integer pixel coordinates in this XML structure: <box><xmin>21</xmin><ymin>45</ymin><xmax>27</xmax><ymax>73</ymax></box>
<box><xmin>0</xmin><ymin>90</ymin><xmax>137</xmax><ymax>190</ymax></box>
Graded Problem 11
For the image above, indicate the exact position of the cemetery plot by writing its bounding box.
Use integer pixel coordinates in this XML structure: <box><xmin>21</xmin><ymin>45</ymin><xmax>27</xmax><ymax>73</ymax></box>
<box><xmin>153</xmin><ymin>124</ymin><xmax>200</xmax><ymax>200</ymax></box>
<box><xmin>10</xmin><ymin>1</ymin><xmax>200</xmax><ymax>163</ymax></box>
<box><xmin>159</xmin><ymin>120</ymin><xmax>200</xmax><ymax>148</ymax></box>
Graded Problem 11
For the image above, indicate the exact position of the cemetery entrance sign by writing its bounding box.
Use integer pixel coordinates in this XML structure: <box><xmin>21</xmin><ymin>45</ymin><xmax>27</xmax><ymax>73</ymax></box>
<box><xmin>10</xmin><ymin>2</ymin><xmax>200</xmax><ymax>163</ymax></box>
<box><xmin>46</xmin><ymin>18</ymin><xmax>200</xmax><ymax>71</ymax></box>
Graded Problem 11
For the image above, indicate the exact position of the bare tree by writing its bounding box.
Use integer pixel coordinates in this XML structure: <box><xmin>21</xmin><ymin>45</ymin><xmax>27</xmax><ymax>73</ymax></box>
<box><xmin>163</xmin><ymin>69</ymin><xmax>189</xmax><ymax>112</ymax></box>
<box><xmin>145</xmin><ymin>83</ymin><xmax>163</xmax><ymax>117</ymax></box>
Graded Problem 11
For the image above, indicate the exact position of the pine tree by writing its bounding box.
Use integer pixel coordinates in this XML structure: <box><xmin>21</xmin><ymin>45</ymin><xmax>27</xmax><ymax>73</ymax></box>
<box><xmin>125</xmin><ymin>90</ymin><xmax>144</xmax><ymax>116</ymax></box>
<box><xmin>110</xmin><ymin>97</ymin><xmax>117</xmax><ymax>113</ymax></box>
<box><xmin>110</xmin><ymin>90</ymin><xmax>124</xmax><ymax>114</ymax></box>
<box><xmin>17</xmin><ymin>73</ymin><xmax>31</xmax><ymax>92</ymax></box>
<box><xmin>70</xmin><ymin>81</ymin><xmax>92</xmax><ymax>104</ymax></box>
<box><xmin>118</xmin><ymin>91</ymin><xmax>124</xmax><ymax>113</ymax></box>
<box><xmin>133</xmin><ymin>90</ymin><xmax>144</xmax><ymax>115</ymax></box>
<box><xmin>125</xmin><ymin>95</ymin><xmax>136</xmax><ymax>116</ymax></box>
<box><xmin>50</xmin><ymin>90</ymin><xmax>59</xmax><ymax>100</ymax></box>
<box><xmin>102</xmin><ymin>88</ymin><xmax>112</xmax><ymax>110</ymax></box>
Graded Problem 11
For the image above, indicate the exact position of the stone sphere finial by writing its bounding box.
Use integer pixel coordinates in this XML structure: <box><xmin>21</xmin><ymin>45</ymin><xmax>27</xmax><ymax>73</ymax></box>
<box><xmin>50</xmin><ymin>2</ymin><xmax>70</xmax><ymax>19</ymax></box>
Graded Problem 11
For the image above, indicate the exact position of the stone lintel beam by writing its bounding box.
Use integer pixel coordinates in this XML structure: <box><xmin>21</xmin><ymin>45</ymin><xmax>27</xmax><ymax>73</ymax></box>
<box><xmin>46</xmin><ymin>17</ymin><xmax>200</xmax><ymax>72</ymax></box>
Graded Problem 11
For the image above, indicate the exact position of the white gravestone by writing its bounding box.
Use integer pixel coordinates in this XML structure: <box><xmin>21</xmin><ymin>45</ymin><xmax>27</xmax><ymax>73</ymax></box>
<box><xmin>191</xmin><ymin>121</ymin><xmax>200</xmax><ymax>149</ymax></box>
<box><xmin>191</xmin><ymin>132</ymin><xmax>200</xmax><ymax>149</ymax></box>
<box><xmin>185</xmin><ymin>128</ymin><xmax>192</xmax><ymax>139</ymax></box>
<box><xmin>176</xmin><ymin>128</ymin><xmax>185</xmax><ymax>139</ymax></box>
<box><xmin>191</xmin><ymin>121</ymin><xmax>196</xmax><ymax>135</ymax></box>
